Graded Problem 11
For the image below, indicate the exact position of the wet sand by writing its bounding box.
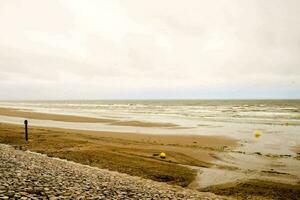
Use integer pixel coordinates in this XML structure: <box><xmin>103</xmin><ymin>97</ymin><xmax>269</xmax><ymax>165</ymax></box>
<box><xmin>0</xmin><ymin>107</ymin><xmax>178</xmax><ymax>128</ymax></box>
<box><xmin>0</xmin><ymin>122</ymin><xmax>236</xmax><ymax>187</ymax></box>
<box><xmin>291</xmin><ymin>145</ymin><xmax>300</xmax><ymax>154</ymax></box>
<box><xmin>200</xmin><ymin>180</ymin><xmax>300</xmax><ymax>200</ymax></box>
<box><xmin>291</xmin><ymin>146</ymin><xmax>300</xmax><ymax>161</ymax></box>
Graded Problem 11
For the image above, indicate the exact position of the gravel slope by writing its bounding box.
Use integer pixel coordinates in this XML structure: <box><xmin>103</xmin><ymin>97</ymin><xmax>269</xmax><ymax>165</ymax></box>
<box><xmin>0</xmin><ymin>144</ymin><xmax>230</xmax><ymax>199</ymax></box>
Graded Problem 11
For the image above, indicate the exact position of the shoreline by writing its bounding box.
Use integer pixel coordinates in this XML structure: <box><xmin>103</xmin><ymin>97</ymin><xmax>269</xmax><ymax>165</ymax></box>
<box><xmin>0</xmin><ymin>107</ymin><xmax>178</xmax><ymax>128</ymax></box>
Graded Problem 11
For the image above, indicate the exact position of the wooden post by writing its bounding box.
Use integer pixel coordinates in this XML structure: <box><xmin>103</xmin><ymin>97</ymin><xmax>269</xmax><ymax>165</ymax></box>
<box><xmin>24</xmin><ymin>120</ymin><xmax>28</xmax><ymax>142</ymax></box>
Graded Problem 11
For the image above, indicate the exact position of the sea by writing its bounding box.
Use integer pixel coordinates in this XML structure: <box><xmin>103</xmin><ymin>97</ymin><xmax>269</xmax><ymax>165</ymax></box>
<box><xmin>0</xmin><ymin>99</ymin><xmax>299</xmax><ymax>152</ymax></box>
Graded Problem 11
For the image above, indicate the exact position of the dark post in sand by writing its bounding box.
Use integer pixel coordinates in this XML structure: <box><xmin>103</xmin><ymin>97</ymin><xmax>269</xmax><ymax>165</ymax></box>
<box><xmin>24</xmin><ymin>120</ymin><xmax>28</xmax><ymax>142</ymax></box>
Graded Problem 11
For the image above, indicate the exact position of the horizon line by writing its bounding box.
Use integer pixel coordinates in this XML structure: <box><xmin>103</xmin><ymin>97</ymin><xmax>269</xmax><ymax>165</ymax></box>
<box><xmin>1</xmin><ymin>98</ymin><xmax>300</xmax><ymax>102</ymax></box>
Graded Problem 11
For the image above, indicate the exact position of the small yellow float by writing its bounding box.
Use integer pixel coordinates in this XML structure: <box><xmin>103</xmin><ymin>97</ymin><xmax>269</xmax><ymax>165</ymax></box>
<box><xmin>254</xmin><ymin>130</ymin><xmax>262</xmax><ymax>138</ymax></box>
<box><xmin>159</xmin><ymin>152</ymin><xmax>166</xmax><ymax>159</ymax></box>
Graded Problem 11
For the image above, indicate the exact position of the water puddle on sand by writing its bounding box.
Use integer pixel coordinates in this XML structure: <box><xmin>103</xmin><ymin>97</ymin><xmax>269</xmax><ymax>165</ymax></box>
<box><xmin>189</xmin><ymin>151</ymin><xmax>300</xmax><ymax>189</ymax></box>
<box><xmin>189</xmin><ymin>167</ymin><xmax>248</xmax><ymax>188</ymax></box>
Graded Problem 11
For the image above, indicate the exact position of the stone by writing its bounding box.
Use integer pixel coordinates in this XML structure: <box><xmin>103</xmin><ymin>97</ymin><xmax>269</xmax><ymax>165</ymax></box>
<box><xmin>5</xmin><ymin>191</ymin><xmax>14</xmax><ymax>197</ymax></box>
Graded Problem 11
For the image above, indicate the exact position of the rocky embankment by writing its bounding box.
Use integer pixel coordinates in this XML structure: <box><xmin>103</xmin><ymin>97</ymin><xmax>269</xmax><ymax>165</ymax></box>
<box><xmin>0</xmin><ymin>144</ymin><xmax>230</xmax><ymax>200</ymax></box>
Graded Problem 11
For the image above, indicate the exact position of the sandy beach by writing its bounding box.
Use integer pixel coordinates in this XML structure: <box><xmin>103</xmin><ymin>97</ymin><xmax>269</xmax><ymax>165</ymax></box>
<box><xmin>1</xmin><ymin>106</ymin><xmax>300</xmax><ymax>199</ymax></box>
<box><xmin>0</xmin><ymin>122</ymin><xmax>236</xmax><ymax>185</ymax></box>
<box><xmin>0</xmin><ymin>144</ymin><xmax>232</xmax><ymax>199</ymax></box>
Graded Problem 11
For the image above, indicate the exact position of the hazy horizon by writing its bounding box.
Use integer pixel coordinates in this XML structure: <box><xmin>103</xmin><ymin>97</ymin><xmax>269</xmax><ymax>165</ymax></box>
<box><xmin>1</xmin><ymin>0</ymin><xmax>300</xmax><ymax>100</ymax></box>
<box><xmin>1</xmin><ymin>98</ymin><xmax>300</xmax><ymax>102</ymax></box>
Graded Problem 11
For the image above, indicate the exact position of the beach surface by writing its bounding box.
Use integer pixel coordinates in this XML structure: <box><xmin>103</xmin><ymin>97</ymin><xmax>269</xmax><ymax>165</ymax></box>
<box><xmin>0</xmin><ymin>144</ymin><xmax>230</xmax><ymax>199</ymax></box>
<box><xmin>0</xmin><ymin>122</ymin><xmax>236</xmax><ymax>187</ymax></box>
<box><xmin>1</xmin><ymin>101</ymin><xmax>300</xmax><ymax>199</ymax></box>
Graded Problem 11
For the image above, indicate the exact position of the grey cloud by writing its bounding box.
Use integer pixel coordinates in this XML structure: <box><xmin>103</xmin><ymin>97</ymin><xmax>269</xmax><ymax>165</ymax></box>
<box><xmin>0</xmin><ymin>0</ymin><xmax>299</xmax><ymax>99</ymax></box>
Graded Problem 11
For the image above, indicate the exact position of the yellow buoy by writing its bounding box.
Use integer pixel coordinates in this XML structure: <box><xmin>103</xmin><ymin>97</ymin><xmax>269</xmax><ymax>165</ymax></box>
<box><xmin>254</xmin><ymin>130</ymin><xmax>262</xmax><ymax>138</ymax></box>
<box><xmin>159</xmin><ymin>152</ymin><xmax>166</xmax><ymax>159</ymax></box>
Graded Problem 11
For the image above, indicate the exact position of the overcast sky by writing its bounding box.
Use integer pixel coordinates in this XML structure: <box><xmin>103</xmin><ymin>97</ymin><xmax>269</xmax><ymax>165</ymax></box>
<box><xmin>0</xmin><ymin>0</ymin><xmax>299</xmax><ymax>100</ymax></box>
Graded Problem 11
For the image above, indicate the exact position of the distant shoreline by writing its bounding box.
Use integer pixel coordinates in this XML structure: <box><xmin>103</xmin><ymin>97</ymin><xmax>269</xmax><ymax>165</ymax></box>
<box><xmin>1</xmin><ymin>99</ymin><xmax>300</xmax><ymax>102</ymax></box>
<box><xmin>0</xmin><ymin>107</ymin><xmax>178</xmax><ymax>128</ymax></box>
